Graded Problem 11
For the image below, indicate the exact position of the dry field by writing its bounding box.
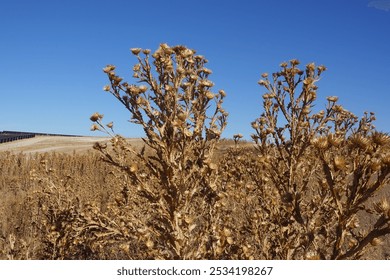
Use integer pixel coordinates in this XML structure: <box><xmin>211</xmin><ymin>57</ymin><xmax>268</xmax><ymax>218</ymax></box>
<box><xmin>0</xmin><ymin>136</ymin><xmax>142</xmax><ymax>154</ymax></box>
<box><xmin>0</xmin><ymin>136</ymin><xmax>389</xmax><ymax>260</ymax></box>
<box><xmin>1</xmin><ymin>45</ymin><xmax>390</xmax><ymax>260</ymax></box>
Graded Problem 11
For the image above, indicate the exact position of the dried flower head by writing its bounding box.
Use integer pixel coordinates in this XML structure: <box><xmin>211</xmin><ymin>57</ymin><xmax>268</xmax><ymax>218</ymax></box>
<box><xmin>130</xmin><ymin>48</ymin><xmax>142</xmax><ymax>55</ymax></box>
<box><xmin>334</xmin><ymin>155</ymin><xmax>346</xmax><ymax>171</ymax></box>
<box><xmin>177</xmin><ymin>112</ymin><xmax>187</xmax><ymax>122</ymax></box>
<box><xmin>202</xmin><ymin>68</ymin><xmax>212</xmax><ymax>75</ymax></box>
<box><xmin>328</xmin><ymin>134</ymin><xmax>343</xmax><ymax>147</ymax></box>
<box><xmin>371</xmin><ymin>132</ymin><xmax>390</xmax><ymax>146</ymax></box>
<box><xmin>303</xmin><ymin>77</ymin><xmax>314</xmax><ymax>85</ymax></box>
<box><xmin>138</xmin><ymin>85</ymin><xmax>148</xmax><ymax>93</ymax></box>
<box><xmin>103</xmin><ymin>65</ymin><xmax>115</xmax><ymax>73</ymax></box>
<box><xmin>306</xmin><ymin>62</ymin><xmax>315</xmax><ymax>71</ymax></box>
<box><xmin>106</xmin><ymin>122</ymin><xmax>114</xmax><ymax>129</ymax></box>
<box><xmin>381</xmin><ymin>154</ymin><xmax>390</xmax><ymax>166</ymax></box>
<box><xmin>370</xmin><ymin>159</ymin><xmax>382</xmax><ymax>172</ymax></box>
<box><xmin>280</xmin><ymin>62</ymin><xmax>288</xmax><ymax>68</ymax></box>
<box><xmin>349</xmin><ymin>134</ymin><xmax>371</xmax><ymax>149</ymax></box>
<box><xmin>302</xmin><ymin>105</ymin><xmax>311</xmax><ymax>115</ymax></box>
<box><xmin>327</xmin><ymin>96</ymin><xmax>339</xmax><ymax>102</ymax></box>
<box><xmin>184</xmin><ymin>129</ymin><xmax>193</xmax><ymax>137</ymax></box>
<box><xmin>205</xmin><ymin>91</ymin><xmax>215</xmax><ymax>99</ymax></box>
<box><xmin>199</xmin><ymin>80</ymin><xmax>214</xmax><ymax>88</ymax></box>
<box><xmin>90</xmin><ymin>124</ymin><xmax>100</xmax><ymax>131</ymax></box>
<box><xmin>133</xmin><ymin>64</ymin><xmax>141</xmax><ymax>72</ymax></box>
<box><xmin>251</xmin><ymin>122</ymin><xmax>259</xmax><ymax>129</ymax></box>
<box><xmin>90</xmin><ymin>112</ymin><xmax>103</xmax><ymax>122</ymax></box>
<box><xmin>311</xmin><ymin>136</ymin><xmax>329</xmax><ymax>150</ymax></box>
<box><xmin>317</xmin><ymin>65</ymin><xmax>327</xmax><ymax>72</ymax></box>
<box><xmin>219</xmin><ymin>89</ymin><xmax>227</xmax><ymax>97</ymax></box>
<box><xmin>290</xmin><ymin>59</ymin><xmax>300</xmax><ymax>66</ymax></box>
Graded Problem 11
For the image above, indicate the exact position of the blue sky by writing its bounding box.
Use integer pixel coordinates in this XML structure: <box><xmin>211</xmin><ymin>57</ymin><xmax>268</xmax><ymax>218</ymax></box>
<box><xmin>0</xmin><ymin>0</ymin><xmax>389</xmax><ymax>138</ymax></box>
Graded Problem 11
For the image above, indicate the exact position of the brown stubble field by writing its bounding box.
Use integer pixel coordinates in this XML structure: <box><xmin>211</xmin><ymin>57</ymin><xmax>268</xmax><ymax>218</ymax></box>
<box><xmin>0</xmin><ymin>136</ymin><xmax>389</xmax><ymax>260</ymax></box>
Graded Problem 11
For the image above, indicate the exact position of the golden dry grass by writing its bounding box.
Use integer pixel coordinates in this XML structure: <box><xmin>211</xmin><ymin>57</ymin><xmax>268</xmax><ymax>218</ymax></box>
<box><xmin>0</xmin><ymin>142</ymin><xmax>389</xmax><ymax>259</ymax></box>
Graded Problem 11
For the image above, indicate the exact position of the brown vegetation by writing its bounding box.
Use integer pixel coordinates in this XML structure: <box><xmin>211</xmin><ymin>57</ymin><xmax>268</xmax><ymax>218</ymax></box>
<box><xmin>1</xmin><ymin>45</ymin><xmax>390</xmax><ymax>259</ymax></box>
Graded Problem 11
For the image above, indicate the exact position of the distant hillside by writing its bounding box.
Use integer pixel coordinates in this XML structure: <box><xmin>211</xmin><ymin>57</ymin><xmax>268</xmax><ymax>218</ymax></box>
<box><xmin>0</xmin><ymin>130</ymin><xmax>82</xmax><ymax>144</ymax></box>
<box><xmin>0</xmin><ymin>135</ymin><xmax>142</xmax><ymax>154</ymax></box>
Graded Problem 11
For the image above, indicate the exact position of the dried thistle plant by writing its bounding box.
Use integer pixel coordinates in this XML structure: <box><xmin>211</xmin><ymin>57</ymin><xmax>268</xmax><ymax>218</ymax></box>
<box><xmin>92</xmin><ymin>43</ymin><xmax>228</xmax><ymax>259</ymax></box>
<box><xmin>245</xmin><ymin>60</ymin><xmax>390</xmax><ymax>259</ymax></box>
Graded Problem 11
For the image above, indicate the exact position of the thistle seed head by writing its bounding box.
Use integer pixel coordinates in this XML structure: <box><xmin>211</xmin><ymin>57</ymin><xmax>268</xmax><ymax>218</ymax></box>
<box><xmin>307</xmin><ymin>91</ymin><xmax>317</xmax><ymax>101</ymax></box>
<box><xmin>103</xmin><ymin>65</ymin><xmax>115</xmax><ymax>73</ymax></box>
<box><xmin>202</xmin><ymin>68</ymin><xmax>212</xmax><ymax>75</ymax></box>
<box><xmin>334</xmin><ymin>156</ymin><xmax>346</xmax><ymax>171</ymax></box>
<box><xmin>130</xmin><ymin>48</ymin><xmax>142</xmax><ymax>55</ymax></box>
<box><xmin>106</xmin><ymin>122</ymin><xmax>114</xmax><ymax>129</ymax></box>
<box><xmin>90</xmin><ymin>112</ymin><xmax>103</xmax><ymax>122</ymax></box>
<box><xmin>219</xmin><ymin>89</ymin><xmax>226</xmax><ymax>97</ymax></box>
<box><xmin>303</xmin><ymin>77</ymin><xmax>314</xmax><ymax>85</ymax></box>
<box><xmin>113</xmin><ymin>76</ymin><xmax>123</xmax><ymax>84</ymax></box>
<box><xmin>280</xmin><ymin>62</ymin><xmax>288</xmax><ymax>68</ymax></box>
<box><xmin>311</xmin><ymin>136</ymin><xmax>329</xmax><ymax>150</ymax></box>
<box><xmin>302</xmin><ymin>105</ymin><xmax>311</xmax><ymax>114</ymax></box>
<box><xmin>317</xmin><ymin>65</ymin><xmax>327</xmax><ymax>72</ymax></box>
<box><xmin>199</xmin><ymin>80</ymin><xmax>214</xmax><ymax>88</ymax></box>
<box><xmin>349</xmin><ymin>134</ymin><xmax>371</xmax><ymax>149</ymax></box>
<box><xmin>371</xmin><ymin>132</ymin><xmax>390</xmax><ymax>146</ymax></box>
<box><xmin>133</xmin><ymin>64</ymin><xmax>141</xmax><ymax>72</ymax></box>
<box><xmin>381</xmin><ymin>154</ymin><xmax>390</xmax><ymax>166</ymax></box>
<box><xmin>184</xmin><ymin>129</ymin><xmax>193</xmax><ymax>137</ymax></box>
<box><xmin>328</xmin><ymin>134</ymin><xmax>343</xmax><ymax>147</ymax></box>
<box><xmin>138</xmin><ymin>85</ymin><xmax>148</xmax><ymax>93</ymax></box>
<box><xmin>205</xmin><ymin>91</ymin><xmax>215</xmax><ymax>100</ymax></box>
<box><xmin>306</xmin><ymin>62</ymin><xmax>315</xmax><ymax>71</ymax></box>
<box><xmin>181</xmin><ymin>48</ymin><xmax>193</xmax><ymax>58</ymax></box>
<box><xmin>327</xmin><ymin>96</ymin><xmax>339</xmax><ymax>102</ymax></box>
<box><xmin>90</xmin><ymin>124</ymin><xmax>100</xmax><ymax>131</ymax></box>
<box><xmin>290</xmin><ymin>59</ymin><xmax>300</xmax><ymax>66</ymax></box>
<box><xmin>370</xmin><ymin>159</ymin><xmax>382</xmax><ymax>172</ymax></box>
<box><xmin>251</xmin><ymin>122</ymin><xmax>259</xmax><ymax>129</ymax></box>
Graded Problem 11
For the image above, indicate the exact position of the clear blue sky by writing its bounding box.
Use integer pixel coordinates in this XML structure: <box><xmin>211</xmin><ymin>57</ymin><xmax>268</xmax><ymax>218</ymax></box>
<box><xmin>1</xmin><ymin>0</ymin><xmax>389</xmax><ymax>138</ymax></box>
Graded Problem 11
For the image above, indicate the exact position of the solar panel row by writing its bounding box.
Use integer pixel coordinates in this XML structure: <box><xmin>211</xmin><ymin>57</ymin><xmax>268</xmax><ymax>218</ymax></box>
<box><xmin>0</xmin><ymin>132</ymin><xmax>35</xmax><ymax>144</ymax></box>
